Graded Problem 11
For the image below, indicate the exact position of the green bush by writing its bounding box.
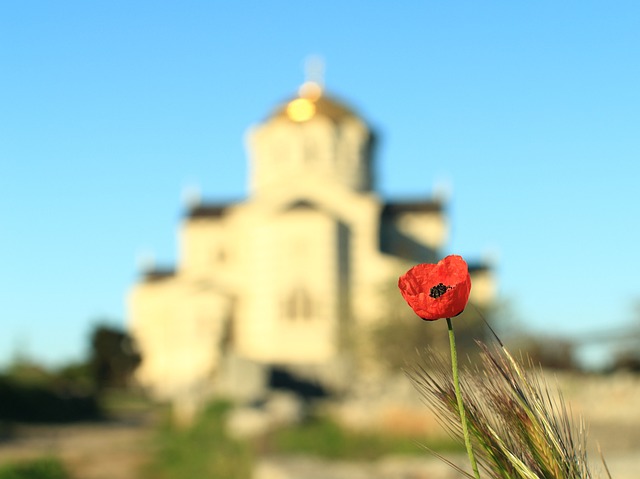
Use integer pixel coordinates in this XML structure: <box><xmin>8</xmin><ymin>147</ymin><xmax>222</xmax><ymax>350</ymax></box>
<box><xmin>0</xmin><ymin>375</ymin><xmax>101</xmax><ymax>423</ymax></box>
<box><xmin>0</xmin><ymin>458</ymin><xmax>70</xmax><ymax>479</ymax></box>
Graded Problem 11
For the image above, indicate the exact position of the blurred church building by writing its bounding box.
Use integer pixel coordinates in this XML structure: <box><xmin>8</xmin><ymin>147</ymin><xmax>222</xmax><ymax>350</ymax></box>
<box><xmin>127</xmin><ymin>79</ymin><xmax>494</xmax><ymax>410</ymax></box>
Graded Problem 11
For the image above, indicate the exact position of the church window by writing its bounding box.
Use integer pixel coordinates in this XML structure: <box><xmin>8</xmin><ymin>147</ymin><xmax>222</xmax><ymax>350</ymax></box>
<box><xmin>283</xmin><ymin>287</ymin><xmax>314</xmax><ymax>321</ymax></box>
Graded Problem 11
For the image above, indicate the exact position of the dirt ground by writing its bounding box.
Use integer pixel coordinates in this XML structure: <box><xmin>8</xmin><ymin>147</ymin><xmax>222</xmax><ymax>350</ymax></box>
<box><xmin>0</xmin><ymin>415</ymin><xmax>153</xmax><ymax>479</ymax></box>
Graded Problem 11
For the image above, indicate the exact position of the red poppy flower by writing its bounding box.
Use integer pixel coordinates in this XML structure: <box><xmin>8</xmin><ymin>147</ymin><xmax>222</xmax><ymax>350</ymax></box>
<box><xmin>398</xmin><ymin>255</ymin><xmax>472</xmax><ymax>321</ymax></box>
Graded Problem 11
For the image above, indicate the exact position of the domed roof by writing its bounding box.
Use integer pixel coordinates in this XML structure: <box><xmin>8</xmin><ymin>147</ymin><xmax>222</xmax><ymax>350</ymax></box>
<box><xmin>272</xmin><ymin>82</ymin><xmax>359</xmax><ymax>123</ymax></box>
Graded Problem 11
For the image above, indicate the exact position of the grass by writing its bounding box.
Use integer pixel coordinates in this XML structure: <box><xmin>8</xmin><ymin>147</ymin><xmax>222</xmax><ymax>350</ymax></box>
<box><xmin>140</xmin><ymin>401</ymin><xmax>253</xmax><ymax>479</ymax></box>
<box><xmin>268</xmin><ymin>415</ymin><xmax>463</xmax><ymax>460</ymax></box>
<box><xmin>0</xmin><ymin>458</ymin><xmax>70</xmax><ymax>479</ymax></box>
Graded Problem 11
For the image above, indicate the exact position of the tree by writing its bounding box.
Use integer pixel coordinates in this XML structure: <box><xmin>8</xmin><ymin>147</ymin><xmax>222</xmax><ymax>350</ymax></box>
<box><xmin>89</xmin><ymin>324</ymin><xmax>140</xmax><ymax>390</ymax></box>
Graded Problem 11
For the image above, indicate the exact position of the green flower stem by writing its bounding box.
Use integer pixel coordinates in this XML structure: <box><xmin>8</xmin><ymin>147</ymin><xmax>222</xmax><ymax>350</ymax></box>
<box><xmin>446</xmin><ymin>317</ymin><xmax>481</xmax><ymax>479</ymax></box>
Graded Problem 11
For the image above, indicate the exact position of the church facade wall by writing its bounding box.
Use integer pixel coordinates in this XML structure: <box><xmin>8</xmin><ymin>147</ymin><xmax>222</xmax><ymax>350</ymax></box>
<box><xmin>127</xmin><ymin>82</ymin><xmax>491</xmax><ymax>408</ymax></box>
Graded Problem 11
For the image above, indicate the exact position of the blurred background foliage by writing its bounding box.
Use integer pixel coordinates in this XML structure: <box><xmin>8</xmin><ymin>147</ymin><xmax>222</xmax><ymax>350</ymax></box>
<box><xmin>0</xmin><ymin>321</ymin><xmax>139</xmax><ymax>424</ymax></box>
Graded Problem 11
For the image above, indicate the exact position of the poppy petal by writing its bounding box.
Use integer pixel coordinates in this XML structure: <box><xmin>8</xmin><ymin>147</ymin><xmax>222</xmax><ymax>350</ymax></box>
<box><xmin>398</xmin><ymin>255</ymin><xmax>472</xmax><ymax>321</ymax></box>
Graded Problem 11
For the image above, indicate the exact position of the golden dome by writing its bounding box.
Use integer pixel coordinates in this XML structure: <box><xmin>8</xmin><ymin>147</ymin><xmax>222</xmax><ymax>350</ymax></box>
<box><xmin>286</xmin><ymin>98</ymin><xmax>316</xmax><ymax>122</ymax></box>
<box><xmin>274</xmin><ymin>82</ymin><xmax>358</xmax><ymax>123</ymax></box>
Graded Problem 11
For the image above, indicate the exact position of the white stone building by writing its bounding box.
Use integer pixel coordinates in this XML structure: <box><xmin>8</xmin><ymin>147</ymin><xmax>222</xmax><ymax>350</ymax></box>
<box><xmin>127</xmin><ymin>81</ymin><xmax>493</xmax><ymax>412</ymax></box>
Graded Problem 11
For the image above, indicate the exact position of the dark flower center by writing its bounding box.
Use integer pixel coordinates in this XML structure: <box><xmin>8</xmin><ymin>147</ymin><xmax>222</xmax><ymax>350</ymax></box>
<box><xmin>429</xmin><ymin>283</ymin><xmax>451</xmax><ymax>299</ymax></box>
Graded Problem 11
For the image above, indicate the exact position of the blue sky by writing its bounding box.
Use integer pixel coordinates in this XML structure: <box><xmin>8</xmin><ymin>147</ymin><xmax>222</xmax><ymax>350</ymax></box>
<box><xmin>1</xmin><ymin>1</ymin><xmax>639</xmax><ymax>368</ymax></box>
